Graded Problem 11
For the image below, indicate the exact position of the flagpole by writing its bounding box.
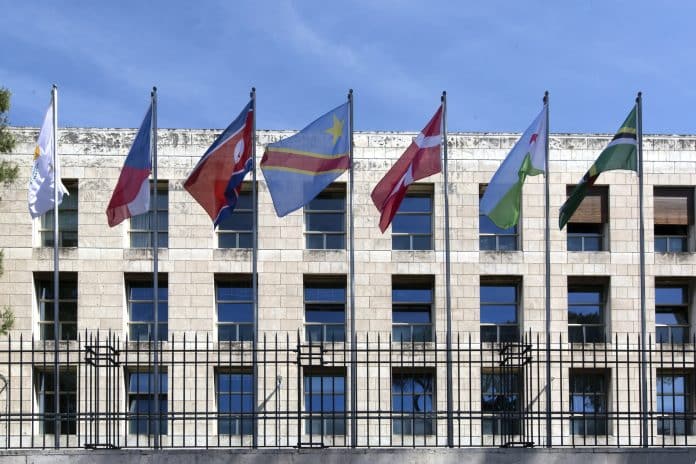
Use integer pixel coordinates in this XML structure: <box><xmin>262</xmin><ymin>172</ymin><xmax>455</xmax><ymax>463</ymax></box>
<box><xmin>251</xmin><ymin>87</ymin><xmax>259</xmax><ymax>449</ymax></box>
<box><xmin>637</xmin><ymin>91</ymin><xmax>648</xmax><ymax>447</ymax></box>
<box><xmin>151</xmin><ymin>87</ymin><xmax>160</xmax><ymax>447</ymax></box>
<box><xmin>543</xmin><ymin>91</ymin><xmax>552</xmax><ymax>447</ymax></box>
<box><xmin>51</xmin><ymin>84</ymin><xmax>60</xmax><ymax>449</ymax></box>
<box><xmin>441</xmin><ymin>91</ymin><xmax>454</xmax><ymax>447</ymax></box>
<box><xmin>347</xmin><ymin>89</ymin><xmax>358</xmax><ymax>448</ymax></box>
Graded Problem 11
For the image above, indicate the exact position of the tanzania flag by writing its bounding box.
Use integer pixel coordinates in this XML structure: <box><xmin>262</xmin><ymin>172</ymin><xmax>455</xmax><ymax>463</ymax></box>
<box><xmin>479</xmin><ymin>105</ymin><xmax>547</xmax><ymax>229</ymax></box>
<box><xmin>260</xmin><ymin>102</ymin><xmax>350</xmax><ymax>217</ymax></box>
<box><xmin>559</xmin><ymin>106</ymin><xmax>637</xmax><ymax>229</ymax></box>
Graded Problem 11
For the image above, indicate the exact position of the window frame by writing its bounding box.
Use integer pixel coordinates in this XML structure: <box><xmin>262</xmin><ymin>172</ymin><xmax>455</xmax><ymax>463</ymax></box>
<box><xmin>479</xmin><ymin>184</ymin><xmax>519</xmax><ymax>252</ymax></box>
<box><xmin>480</xmin><ymin>281</ymin><xmax>520</xmax><ymax>343</ymax></box>
<box><xmin>304</xmin><ymin>276</ymin><xmax>346</xmax><ymax>344</ymax></box>
<box><xmin>35</xmin><ymin>368</ymin><xmax>77</xmax><ymax>435</ymax></box>
<box><xmin>35</xmin><ymin>273</ymin><xmax>77</xmax><ymax>341</ymax></box>
<box><xmin>217</xmin><ymin>183</ymin><xmax>253</xmax><ymax>249</ymax></box>
<box><xmin>655</xmin><ymin>282</ymin><xmax>690</xmax><ymax>344</ymax></box>
<box><xmin>304</xmin><ymin>184</ymin><xmax>346</xmax><ymax>250</ymax></box>
<box><xmin>392</xmin><ymin>276</ymin><xmax>434</xmax><ymax>343</ymax></box>
<box><xmin>304</xmin><ymin>369</ymin><xmax>346</xmax><ymax>437</ymax></box>
<box><xmin>566</xmin><ymin>186</ymin><xmax>608</xmax><ymax>252</ymax></box>
<box><xmin>216</xmin><ymin>369</ymin><xmax>254</xmax><ymax>436</ymax></box>
<box><xmin>126</xmin><ymin>275</ymin><xmax>168</xmax><ymax>342</ymax></box>
<box><xmin>215</xmin><ymin>275</ymin><xmax>254</xmax><ymax>342</ymax></box>
<box><xmin>656</xmin><ymin>370</ymin><xmax>693</xmax><ymax>436</ymax></box>
<box><xmin>481</xmin><ymin>370</ymin><xmax>522</xmax><ymax>436</ymax></box>
<box><xmin>39</xmin><ymin>179</ymin><xmax>78</xmax><ymax>248</ymax></box>
<box><xmin>569</xmin><ymin>370</ymin><xmax>609</xmax><ymax>436</ymax></box>
<box><xmin>654</xmin><ymin>187</ymin><xmax>694</xmax><ymax>254</ymax></box>
<box><xmin>567</xmin><ymin>283</ymin><xmax>607</xmax><ymax>344</ymax></box>
<box><xmin>391</xmin><ymin>185</ymin><xmax>434</xmax><ymax>251</ymax></box>
<box><xmin>391</xmin><ymin>370</ymin><xmax>435</xmax><ymax>436</ymax></box>
<box><xmin>127</xmin><ymin>370</ymin><xmax>168</xmax><ymax>436</ymax></box>
<box><xmin>129</xmin><ymin>180</ymin><xmax>168</xmax><ymax>249</ymax></box>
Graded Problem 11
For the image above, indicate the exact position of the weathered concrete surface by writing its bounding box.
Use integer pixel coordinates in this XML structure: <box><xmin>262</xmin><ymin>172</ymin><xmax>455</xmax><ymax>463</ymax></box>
<box><xmin>0</xmin><ymin>448</ymin><xmax>693</xmax><ymax>464</ymax></box>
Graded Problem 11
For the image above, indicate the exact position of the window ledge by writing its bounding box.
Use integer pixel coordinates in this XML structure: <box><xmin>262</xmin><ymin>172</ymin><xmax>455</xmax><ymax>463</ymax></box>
<box><xmin>124</xmin><ymin>248</ymin><xmax>168</xmax><ymax>261</ymax></box>
<box><xmin>33</xmin><ymin>247</ymin><xmax>79</xmax><ymax>260</ymax></box>
<box><xmin>303</xmin><ymin>249</ymin><xmax>346</xmax><ymax>261</ymax></box>
<box><xmin>213</xmin><ymin>248</ymin><xmax>252</xmax><ymax>260</ymax></box>
<box><xmin>391</xmin><ymin>250</ymin><xmax>436</xmax><ymax>263</ymax></box>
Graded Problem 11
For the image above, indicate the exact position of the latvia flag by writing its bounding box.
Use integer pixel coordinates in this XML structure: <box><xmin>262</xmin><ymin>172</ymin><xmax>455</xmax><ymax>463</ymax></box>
<box><xmin>371</xmin><ymin>106</ymin><xmax>443</xmax><ymax>232</ymax></box>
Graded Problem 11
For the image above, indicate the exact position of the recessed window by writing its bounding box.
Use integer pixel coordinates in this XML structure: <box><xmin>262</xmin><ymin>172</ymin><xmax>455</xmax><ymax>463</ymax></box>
<box><xmin>481</xmin><ymin>371</ymin><xmax>521</xmax><ymax>435</ymax></box>
<box><xmin>654</xmin><ymin>187</ymin><xmax>693</xmax><ymax>253</ymax></box>
<box><xmin>392</xmin><ymin>371</ymin><xmax>434</xmax><ymax>435</ymax></box>
<box><xmin>568</xmin><ymin>282</ymin><xmax>606</xmax><ymax>343</ymax></box>
<box><xmin>130</xmin><ymin>181</ymin><xmax>168</xmax><ymax>248</ymax></box>
<box><xmin>216</xmin><ymin>276</ymin><xmax>253</xmax><ymax>342</ymax></box>
<box><xmin>217</xmin><ymin>370</ymin><xmax>253</xmax><ymax>435</ymax></box>
<box><xmin>35</xmin><ymin>369</ymin><xmax>77</xmax><ymax>435</ymax></box>
<box><xmin>657</xmin><ymin>371</ymin><xmax>692</xmax><ymax>435</ymax></box>
<box><xmin>304</xmin><ymin>370</ymin><xmax>346</xmax><ymax>436</ymax></box>
<box><xmin>39</xmin><ymin>179</ymin><xmax>78</xmax><ymax>247</ymax></box>
<box><xmin>392</xmin><ymin>277</ymin><xmax>433</xmax><ymax>342</ymax></box>
<box><xmin>392</xmin><ymin>186</ymin><xmax>433</xmax><ymax>251</ymax></box>
<box><xmin>305</xmin><ymin>184</ymin><xmax>346</xmax><ymax>250</ymax></box>
<box><xmin>566</xmin><ymin>186</ymin><xmax>608</xmax><ymax>252</ymax></box>
<box><xmin>127</xmin><ymin>371</ymin><xmax>167</xmax><ymax>435</ymax></box>
<box><xmin>570</xmin><ymin>370</ymin><xmax>608</xmax><ymax>436</ymax></box>
<box><xmin>217</xmin><ymin>186</ymin><xmax>253</xmax><ymax>249</ymax></box>
<box><xmin>480</xmin><ymin>282</ymin><xmax>519</xmax><ymax>343</ymax></box>
<box><xmin>656</xmin><ymin>283</ymin><xmax>690</xmax><ymax>344</ymax></box>
<box><xmin>304</xmin><ymin>277</ymin><xmax>346</xmax><ymax>343</ymax></box>
<box><xmin>126</xmin><ymin>275</ymin><xmax>167</xmax><ymax>342</ymax></box>
<box><xmin>479</xmin><ymin>184</ymin><xmax>518</xmax><ymax>251</ymax></box>
<box><xmin>35</xmin><ymin>273</ymin><xmax>77</xmax><ymax>341</ymax></box>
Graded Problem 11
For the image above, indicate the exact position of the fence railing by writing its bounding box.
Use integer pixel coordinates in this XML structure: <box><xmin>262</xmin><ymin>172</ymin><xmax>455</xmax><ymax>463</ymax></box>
<box><xmin>0</xmin><ymin>331</ymin><xmax>695</xmax><ymax>449</ymax></box>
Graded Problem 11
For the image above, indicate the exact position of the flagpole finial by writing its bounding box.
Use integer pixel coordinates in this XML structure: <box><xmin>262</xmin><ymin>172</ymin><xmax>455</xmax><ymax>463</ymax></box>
<box><xmin>348</xmin><ymin>89</ymin><xmax>353</xmax><ymax>100</ymax></box>
<box><xmin>251</xmin><ymin>87</ymin><xmax>256</xmax><ymax>97</ymax></box>
<box><xmin>151</xmin><ymin>86</ymin><xmax>157</xmax><ymax>97</ymax></box>
<box><xmin>441</xmin><ymin>91</ymin><xmax>446</xmax><ymax>102</ymax></box>
<box><xmin>543</xmin><ymin>90</ymin><xmax>549</xmax><ymax>105</ymax></box>
<box><xmin>52</xmin><ymin>84</ymin><xmax>57</xmax><ymax>90</ymax></box>
<box><xmin>636</xmin><ymin>91</ymin><xmax>642</xmax><ymax>102</ymax></box>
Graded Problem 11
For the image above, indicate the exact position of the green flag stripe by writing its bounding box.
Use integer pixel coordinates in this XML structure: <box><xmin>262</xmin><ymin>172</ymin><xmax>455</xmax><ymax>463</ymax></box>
<box><xmin>487</xmin><ymin>153</ymin><xmax>543</xmax><ymax>230</ymax></box>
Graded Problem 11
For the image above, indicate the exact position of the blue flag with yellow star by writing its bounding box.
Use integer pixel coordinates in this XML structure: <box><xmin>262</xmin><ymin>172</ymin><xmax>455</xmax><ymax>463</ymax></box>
<box><xmin>260</xmin><ymin>102</ymin><xmax>350</xmax><ymax>217</ymax></box>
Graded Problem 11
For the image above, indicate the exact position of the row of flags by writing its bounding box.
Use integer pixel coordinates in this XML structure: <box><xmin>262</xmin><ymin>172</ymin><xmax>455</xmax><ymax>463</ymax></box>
<box><xmin>28</xmin><ymin>90</ymin><xmax>639</xmax><ymax>235</ymax></box>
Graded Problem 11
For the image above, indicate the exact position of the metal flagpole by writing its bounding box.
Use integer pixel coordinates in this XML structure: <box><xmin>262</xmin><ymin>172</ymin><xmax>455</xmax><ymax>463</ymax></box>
<box><xmin>151</xmin><ymin>87</ymin><xmax>160</xmax><ymax>447</ymax></box>
<box><xmin>543</xmin><ymin>91</ymin><xmax>552</xmax><ymax>447</ymax></box>
<box><xmin>251</xmin><ymin>87</ymin><xmax>259</xmax><ymax>449</ymax></box>
<box><xmin>348</xmin><ymin>89</ymin><xmax>357</xmax><ymax>448</ymax></box>
<box><xmin>442</xmin><ymin>91</ymin><xmax>454</xmax><ymax>447</ymax></box>
<box><xmin>51</xmin><ymin>84</ymin><xmax>60</xmax><ymax>449</ymax></box>
<box><xmin>637</xmin><ymin>91</ymin><xmax>648</xmax><ymax>447</ymax></box>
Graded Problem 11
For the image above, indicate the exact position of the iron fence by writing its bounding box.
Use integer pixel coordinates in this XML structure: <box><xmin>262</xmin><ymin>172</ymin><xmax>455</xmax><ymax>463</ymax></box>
<box><xmin>0</xmin><ymin>331</ymin><xmax>695</xmax><ymax>449</ymax></box>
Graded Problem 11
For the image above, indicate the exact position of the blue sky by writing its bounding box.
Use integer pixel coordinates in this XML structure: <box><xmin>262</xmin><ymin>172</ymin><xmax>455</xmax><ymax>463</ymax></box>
<box><xmin>1</xmin><ymin>1</ymin><xmax>694</xmax><ymax>134</ymax></box>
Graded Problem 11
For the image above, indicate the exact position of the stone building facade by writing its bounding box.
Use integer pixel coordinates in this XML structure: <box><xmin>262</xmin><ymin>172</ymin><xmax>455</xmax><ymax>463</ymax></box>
<box><xmin>0</xmin><ymin>124</ymin><xmax>695</xmax><ymax>448</ymax></box>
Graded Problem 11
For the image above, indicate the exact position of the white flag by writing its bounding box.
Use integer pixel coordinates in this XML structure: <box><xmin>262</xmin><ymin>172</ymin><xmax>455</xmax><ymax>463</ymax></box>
<box><xmin>28</xmin><ymin>100</ymin><xmax>67</xmax><ymax>218</ymax></box>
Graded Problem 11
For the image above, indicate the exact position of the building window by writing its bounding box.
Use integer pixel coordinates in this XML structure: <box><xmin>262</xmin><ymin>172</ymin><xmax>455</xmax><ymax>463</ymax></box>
<box><xmin>657</xmin><ymin>371</ymin><xmax>692</xmax><ymax>436</ymax></box>
<box><xmin>130</xmin><ymin>181</ymin><xmax>168</xmax><ymax>248</ymax></box>
<box><xmin>126</xmin><ymin>276</ymin><xmax>167</xmax><ymax>342</ymax></box>
<box><xmin>35</xmin><ymin>369</ymin><xmax>77</xmax><ymax>435</ymax></box>
<box><xmin>217</xmin><ymin>371</ymin><xmax>253</xmax><ymax>435</ymax></box>
<box><xmin>568</xmin><ymin>282</ymin><xmax>606</xmax><ymax>343</ymax></box>
<box><xmin>479</xmin><ymin>184</ymin><xmax>518</xmax><ymax>251</ymax></box>
<box><xmin>392</xmin><ymin>277</ymin><xmax>433</xmax><ymax>342</ymax></box>
<box><xmin>127</xmin><ymin>371</ymin><xmax>167</xmax><ymax>435</ymax></box>
<box><xmin>570</xmin><ymin>371</ymin><xmax>608</xmax><ymax>436</ymax></box>
<box><xmin>656</xmin><ymin>283</ymin><xmax>690</xmax><ymax>344</ymax></box>
<box><xmin>654</xmin><ymin>187</ymin><xmax>693</xmax><ymax>253</ymax></box>
<box><xmin>39</xmin><ymin>179</ymin><xmax>78</xmax><ymax>247</ymax></box>
<box><xmin>481</xmin><ymin>371</ymin><xmax>521</xmax><ymax>435</ymax></box>
<box><xmin>304</xmin><ymin>277</ymin><xmax>346</xmax><ymax>343</ymax></box>
<box><xmin>35</xmin><ymin>273</ymin><xmax>77</xmax><ymax>341</ymax></box>
<box><xmin>392</xmin><ymin>186</ymin><xmax>433</xmax><ymax>251</ymax></box>
<box><xmin>566</xmin><ymin>186</ymin><xmax>608</xmax><ymax>252</ymax></box>
<box><xmin>480</xmin><ymin>282</ymin><xmax>519</xmax><ymax>343</ymax></box>
<box><xmin>392</xmin><ymin>371</ymin><xmax>434</xmax><ymax>435</ymax></box>
<box><xmin>305</xmin><ymin>184</ymin><xmax>346</xmax><ymax>250</ymax></box>
<box><xmin>217</xmin><ymin>187</ymin><xmax>253</xmax><ymax>249</ymax></box>
<box><xmin>216</xmin><ymin>276</ymin><xmax>253</xmax><ymax>342</ymax></box>
<box><xmin>304</xmin><ymin>370</ymin><xmax>346</xmax><ymax>436</ymax></box>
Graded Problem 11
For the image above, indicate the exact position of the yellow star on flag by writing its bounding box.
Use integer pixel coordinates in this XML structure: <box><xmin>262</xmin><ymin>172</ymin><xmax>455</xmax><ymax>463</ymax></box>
<box><xmin>324</xmin><ymin>114</ymin><xmax>344</xmax><ymax>145</ymax></box>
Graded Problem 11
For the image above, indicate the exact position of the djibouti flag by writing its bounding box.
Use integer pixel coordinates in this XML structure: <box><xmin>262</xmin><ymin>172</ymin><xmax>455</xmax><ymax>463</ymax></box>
<box><xmin>480</xmin><ymin>105</ymin><xmax>548</xmax><ymax>229</ymax></box>
<box><xmin>559</xmin><ymin>106</ymin><xmax>637</xmax><ymax>229</ymax></box>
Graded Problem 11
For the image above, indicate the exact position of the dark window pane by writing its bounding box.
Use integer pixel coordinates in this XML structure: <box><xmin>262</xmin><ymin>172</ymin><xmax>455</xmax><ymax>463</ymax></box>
<box><xmin>305</xmin><ymin>287</ymin><xmax>346</xmax><ymax>302</ymax></box>
<box><xmin>480</xmin><ymin>236</ymin><xmax>496</xmax><ymax>251</ymax></box>
<box><xmin>412</xmin><ymin>235</ymin><xmax>432</xmax><ymax>250</ymax></box>
<box><xmin>392</xmin><ymin>214</ymin><xmax>431</xmax><ymax>234</ymax></box>
<box><xmin>306</xmin><ymin>213</ymin><xmax>344</xmax><ymax>232</ymax></box>
<box><xmin>392</xmin><ymin>235</ymin><xmax>410</xmax><ymax>250</ymax></box>
<box><xmin>656</xmin><ymin>287</ymin><xmax>687</xmax><ymax>305</ymax></box>
<box><xmin>398</xmin><ymin>196</ymin><xmax>431</xmax><ymax>213</ymax></box>
<box><xmin>306</xmin><ymin>235</ymin><xmax>324</xmax><ymax>249</ymax></box>
<box><xmin>325</xmin><ymin>234</ymin><xmax>345</xmax><ymax>249</ymax></box>
<box><xmin>567</xmin><ymin>236</ymin><xmax>583</xmax><ymax>251</ymax></box>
